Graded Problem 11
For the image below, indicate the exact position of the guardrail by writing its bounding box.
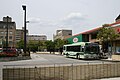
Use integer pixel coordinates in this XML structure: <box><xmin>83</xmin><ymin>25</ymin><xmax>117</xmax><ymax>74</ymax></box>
<box><xmin>3</xmin><ymin>62</ymin><xmax>120</xmax><ymax>80</ymax></box>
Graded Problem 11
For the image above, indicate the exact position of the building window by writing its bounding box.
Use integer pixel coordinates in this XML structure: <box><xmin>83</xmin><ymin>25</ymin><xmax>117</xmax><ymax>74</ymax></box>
<box><xmin>0</xmin><ymin>36</ymin><xmax>4</xmax><ymax>39</ymax></box>
<box><xmin>9</xmin><ymin>31</ymin><xmax>13</xmax><ymax>34</ymax></box>
<box><xmin>3</xmin><ymin>25</ymin><xmax>6</xmax><ymax>29</ymax></box>
<box><xmin>9</xmin><ymin>26</ymin><xmax>13</xmax><ymax>29</ymax></box>
<box><xmin>9</xmin><ymin>36</ymin><xmax>12</xmax><ymax>39</ymax></box>
<box><xmin>0</xmin><ymin>31</ymin><xmax>4</xmax><ymax>34</ymax></box>
<box><xmin>9</xmin><ymin>41</ymin><xmax>13</xmax><ymax>44</ymax></box>
<box><xmin>91</xmin><ymin>34</ymin><xmax>97</xmax><ymax>39</ymax></box>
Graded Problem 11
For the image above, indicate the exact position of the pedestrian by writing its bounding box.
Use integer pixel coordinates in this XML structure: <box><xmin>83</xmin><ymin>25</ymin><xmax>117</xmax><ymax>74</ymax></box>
<box><xmin>60</xmin><ymin>47</ymin><xmax>63</xmax><ymax>55</ymax></box>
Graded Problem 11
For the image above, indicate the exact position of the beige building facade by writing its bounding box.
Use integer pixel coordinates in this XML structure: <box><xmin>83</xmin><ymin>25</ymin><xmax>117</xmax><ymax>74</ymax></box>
<box><xmin>53</xmin><ymin>29</ymin><xmax>72</xmax><ymax>40</ymax></box>
<box><xmin>16</xmin><ymin>27</ymin><xmax>28</xmax><ymax>43</ymax></box>
<box><xmin>0</xmin><ymin>16</ymin><xmax>16</xmax><ymax>47</ymax></box>
<box><xmin>27</xmin><ymin>35</ymin><xmax>47</xmax><ymax>42</ymax></box>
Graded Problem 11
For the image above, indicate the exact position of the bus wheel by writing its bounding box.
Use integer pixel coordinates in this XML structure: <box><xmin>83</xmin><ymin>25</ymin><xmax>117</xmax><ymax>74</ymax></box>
<box><xmin>66</xmin><ymin>53</ymin><xmax>69</xmax><ymax>58</ymax></box>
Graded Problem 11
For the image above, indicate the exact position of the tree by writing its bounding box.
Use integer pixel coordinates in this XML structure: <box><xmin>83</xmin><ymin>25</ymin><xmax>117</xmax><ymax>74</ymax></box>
<box><xmin>45</xmin><ymin>40</ymin><xmax>55</xmax><ymax>53</ymax></box>
<box><xmin>27</xmin><ymin>40</ymin><xmax>38</xmax><ymax>52</ymax></box>
<box><xmin>54</xmin><ymin>39</ymin><xmax>68</xmax><ymax>54</ymax></box>
<box><xmin>45</xmin><ymin>39</ymin><xmax>68</xmax><ymax>54</ymax></box>
<box><xmin>54</xmin><ymin>39</ymin><xmax>63</xmax><ymax>50</ymax></box>
<box><xmin>97</xmin><ymin>24</ymin><xmax>120</xmax><ymax>55</ymax></box>
<box><xmin>38</xmin><ymin>41</ymin><xmax>46</xmax><ymax>51</ymax></box>
<box><xmin>16</xmin><ymin>39</ymin><xmax>24</xmax><ymax>49</ymax></box>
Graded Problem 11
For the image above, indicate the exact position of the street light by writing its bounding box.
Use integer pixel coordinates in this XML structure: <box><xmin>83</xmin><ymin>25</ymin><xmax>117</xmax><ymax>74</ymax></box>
<box><xmin>6</xmin><ymin>16</ymin><xmax>9</xmax><ymax>51</ymax></box>
<box><xmin>22</xmin><ymin>5</ymin><xmax>27</xmax><ymax>55</ymax></box>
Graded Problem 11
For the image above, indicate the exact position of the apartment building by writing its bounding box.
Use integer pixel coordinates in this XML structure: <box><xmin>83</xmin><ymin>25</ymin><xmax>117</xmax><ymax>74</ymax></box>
<box><xmin>53</xmin><ymin>29</ymin><xmax>72</xmax><ymax>40</ymax></box>
<box><xmin>27</xmin><ymin>35</ymin><xmax>47</xmax><ymax>42</ymax></box>
<box><xmin>16</xmin><ymin>27</ymin><xmax>28</xmax><ymax>42</ymax></box>
<box><xmin>0</xmin><ymin>16</ymin><xmax>16</xmax><ymax>47</ymax></box>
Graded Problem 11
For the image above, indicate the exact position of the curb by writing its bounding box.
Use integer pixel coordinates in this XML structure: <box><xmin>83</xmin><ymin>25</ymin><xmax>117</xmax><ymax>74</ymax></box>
<box><xmin>100</xmin><ymin>59</ymin><xmax>120</xmax><ymax>62</ymax></box>
<box><xmin>0</xmin><ymin>56</ymin><xmax>31</xmax><ymax>62</ymax></box>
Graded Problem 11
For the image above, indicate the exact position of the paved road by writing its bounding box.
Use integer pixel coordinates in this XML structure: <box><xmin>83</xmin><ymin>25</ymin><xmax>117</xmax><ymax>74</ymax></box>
<box><xmin>0</xmin><ymin>53</ymin><xmax>115</xmax><ymax>80</ymax></box>
<box><xmin>1</xmin><ymin>53</ymin><xmax>111</xmax><ymax>66</ymax></box>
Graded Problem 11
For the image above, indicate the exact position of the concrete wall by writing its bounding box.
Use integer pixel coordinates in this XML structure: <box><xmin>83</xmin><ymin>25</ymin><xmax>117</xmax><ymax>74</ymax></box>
<box><xmin>3</xmin><ymin>63</ymin><xmax>120</xmax><ymax>80</ymax></box>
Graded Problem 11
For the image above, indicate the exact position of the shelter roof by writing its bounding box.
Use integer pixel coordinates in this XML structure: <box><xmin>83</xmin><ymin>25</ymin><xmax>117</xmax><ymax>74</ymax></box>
<box><xmin>67</xmin><ymin>19</ymin><xmax>120</xmax><ymax>39</ymax></box>
<box><xmin>115</xmin><ymin>14</ymin><xmax>120</xmax><ymax>21</ymax></box>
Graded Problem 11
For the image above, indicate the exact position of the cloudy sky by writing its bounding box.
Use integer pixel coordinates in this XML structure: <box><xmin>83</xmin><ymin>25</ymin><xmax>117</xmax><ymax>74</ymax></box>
<box><xmin>0</xmin><ymin>0</ymin><xmax>120</xmax><ymax>40</ymax></box>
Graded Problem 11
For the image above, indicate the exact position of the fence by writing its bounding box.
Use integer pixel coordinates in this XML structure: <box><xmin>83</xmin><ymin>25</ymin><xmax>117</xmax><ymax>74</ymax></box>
<box><xmin>3</xmin><ymin>62</ymin><xmax>120</xmax><ymax>80</ymax></box>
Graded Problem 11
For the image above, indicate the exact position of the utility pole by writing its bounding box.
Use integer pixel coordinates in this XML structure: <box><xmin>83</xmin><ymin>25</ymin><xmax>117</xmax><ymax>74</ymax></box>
<box><xmin>6</xmin><ymin>16</ymin><xmax>9</xmax><ymax>51</ymax></box>
<box><xmin>22</xmin><ymin>5</ymin><xmax>27</xmax><ymax>55</ymax></box>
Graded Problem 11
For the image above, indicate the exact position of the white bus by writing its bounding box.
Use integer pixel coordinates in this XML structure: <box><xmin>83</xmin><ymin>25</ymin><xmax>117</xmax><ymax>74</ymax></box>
<box><xmin>63</xmin><ymin>42</ymin><xmax>100</xmax><ymax>59</ymax></box>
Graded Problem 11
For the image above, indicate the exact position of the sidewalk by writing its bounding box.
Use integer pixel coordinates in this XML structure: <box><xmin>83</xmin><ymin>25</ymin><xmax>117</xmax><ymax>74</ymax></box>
<box><xmin>101</xmin><ymin>57</ymin><xmax>120</xmax><ymax>62</ymax></box>
<box><xmin>94</xmin><ymin>77</ymin><xmax>120</xmax><ymax>80</ymax></box>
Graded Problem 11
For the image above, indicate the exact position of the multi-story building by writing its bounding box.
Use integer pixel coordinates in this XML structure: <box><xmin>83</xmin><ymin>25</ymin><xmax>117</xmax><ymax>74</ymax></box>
<box><xmin>0</xmin><ymin>16</ymin><xmax>16</xmax><ymax>47</ymax></box>
<box><xmin>16</xmin><ymin>29</ymin><xmax>24</xmax><ymax>42</ymax></box>
<box><xmin>0</xmin><ymin>16</ymin><xmax>48</xmax><ymax>48</ymax></box>
<box><xmin>16</xmin><ymin>27</ymin><xmax>28</xmax><ymax>42</ymax></box>
<box><xmin>53</xmin><ymin>29</ymin><xmax>72</xmax><ymax>40</ymax></box>
<box><xmin>27</xmin><ymin>35</ymin><xmax>47</xmax><ymax>42</ymax></box>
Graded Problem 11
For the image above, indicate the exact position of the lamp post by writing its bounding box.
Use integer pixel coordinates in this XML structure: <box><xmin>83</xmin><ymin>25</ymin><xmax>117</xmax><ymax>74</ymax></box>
<box><xmin>6</xmin><ymin>16</ymin><xmax>9</xmax><ymax>51</ymax></box>
<box><xmin>22</xmin><ymin>5</ymin><xmax>27</xmax><ymax>55</ymax></box>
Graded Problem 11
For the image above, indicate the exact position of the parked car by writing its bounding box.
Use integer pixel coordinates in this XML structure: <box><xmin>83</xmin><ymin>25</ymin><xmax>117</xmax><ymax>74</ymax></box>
<box><xmin>3</xmin><ymin>48</ymin><xmax>17</xmax><ymax>57</ymax></box>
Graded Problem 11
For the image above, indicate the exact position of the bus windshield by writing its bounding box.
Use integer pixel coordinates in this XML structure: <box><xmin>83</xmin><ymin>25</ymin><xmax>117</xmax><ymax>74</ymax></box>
<box><xmin>85</xmin><ymin>46</ymin><xmax>99</xmax><ymax>53</ymax></box>
<box><xmin>66</xmin><ymin>45</ymin><xmax>81</xmax><ymax>52</ymax></box>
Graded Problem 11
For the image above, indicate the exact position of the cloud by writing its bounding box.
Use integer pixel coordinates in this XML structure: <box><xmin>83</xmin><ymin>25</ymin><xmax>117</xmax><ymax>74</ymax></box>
<box><xmin>28</xmin><ymin>12</ymin><xmax>89</xmax><ymax>39</ymax></box>
<box><xmin>28</xmin><ymin>12</ymin><xmax>87</xmax><ymax>27</ymax></box>
<box><xmin>28</xmin><ymin>17</ymin><xmax>57</xmax><ymax>27</ymax></box>
<box><xmin>57</xmin><ymin>12</ymin><xmax>91</xmax><ymax>36</ymax></box>
<box><xmin>63</xmin><ymin>12</ymin><xmax>85</xmax><ymax>21</ymax></box>
<box><xmin>59</xmin><ymin>12</ymin><xmax>87</xmax><ymax>27</ymax></box>
<box><xmin>28</xmin><ymin>17</ymin><xmax>41</xmax><ymax>23</ymax></box>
